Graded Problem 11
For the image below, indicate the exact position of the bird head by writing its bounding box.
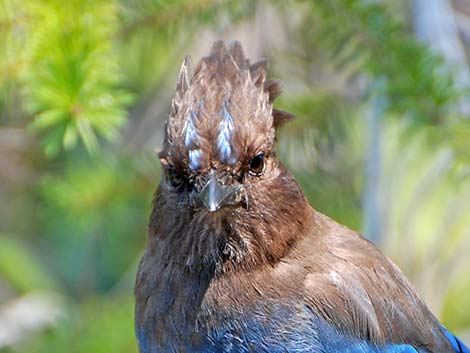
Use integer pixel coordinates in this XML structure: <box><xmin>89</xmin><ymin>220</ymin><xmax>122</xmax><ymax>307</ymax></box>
<box><xmin>152</xmin><ymin>41</ymin><xmax>308</xmax><ymax>272</ymax></box>
<box><xmin>159</xmin><ymin>41</ymin><xmax>294</xmax><ymax>212</ymax></box>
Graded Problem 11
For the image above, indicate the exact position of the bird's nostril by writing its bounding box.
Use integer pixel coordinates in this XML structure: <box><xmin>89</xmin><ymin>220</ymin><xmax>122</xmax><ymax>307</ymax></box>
<box><xmin>191</xmin><ymin>170</ymin><xmax>244</xmax><ymax>212</ymax></box>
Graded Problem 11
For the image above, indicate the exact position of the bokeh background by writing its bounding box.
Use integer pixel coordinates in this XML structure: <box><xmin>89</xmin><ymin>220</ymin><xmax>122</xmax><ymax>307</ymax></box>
<box><xmin>1</xmin><ymin>0</ymin><xmax>470</xmax><ymax>351</ymax></box>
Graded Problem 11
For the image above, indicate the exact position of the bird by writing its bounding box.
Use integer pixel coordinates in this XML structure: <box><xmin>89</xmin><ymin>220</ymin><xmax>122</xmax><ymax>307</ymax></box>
<box><xmin>134</xmin><ymin>40</ymin><xmax>469</xmax><ymax>353</ymax></box>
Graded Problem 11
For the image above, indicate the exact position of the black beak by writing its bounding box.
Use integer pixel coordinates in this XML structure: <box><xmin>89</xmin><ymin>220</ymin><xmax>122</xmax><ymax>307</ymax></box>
<box><xmin>194</xmin><ymin>170</ymin><xmax>243</xmax><ymax>212</ymax></box>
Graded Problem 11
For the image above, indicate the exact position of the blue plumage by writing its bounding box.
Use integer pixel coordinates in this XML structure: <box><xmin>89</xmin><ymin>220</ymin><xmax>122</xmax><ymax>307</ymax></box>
<box><xmin>137</xmin><ymin>302</ymin><xmax>462</xmax><ymax>353</ymax></box>
<box><xmin>443</xmin><ymin>328</ymin><xmax>470</xmax><ymax>353</ymax></box>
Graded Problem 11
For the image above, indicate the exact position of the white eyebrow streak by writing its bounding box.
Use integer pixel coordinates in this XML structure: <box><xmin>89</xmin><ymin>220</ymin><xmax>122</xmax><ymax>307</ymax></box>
<box><xmin>188</xmin><ymin>149</ymin><xmax>202</xmax><ymax>170</ymax></box>
<box><xmin>184</xmin><ymin>110</ymin><xmax>203</xmax><ymax>170</ymax></box>
<box><xmin>184</xmin><ymin>110</ymin><xmax>198</xmax><ymax>148</ymax></box>
<box><xmin>218</xmin><ymin>102</ymin><xmax>237</xmax><ymax>165</ymax></box>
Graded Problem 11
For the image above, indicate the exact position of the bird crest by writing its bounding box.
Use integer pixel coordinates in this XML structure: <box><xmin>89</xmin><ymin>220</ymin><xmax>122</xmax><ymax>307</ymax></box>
<box><xmin>161</xmin><ymin>40</ymin><xmax>294</xmax><ymax>174</ymax></box>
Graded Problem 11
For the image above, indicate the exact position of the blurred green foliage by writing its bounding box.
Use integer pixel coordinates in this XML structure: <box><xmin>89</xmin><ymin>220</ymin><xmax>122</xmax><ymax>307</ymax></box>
<box><xmin>0</xmin><ymin>235</ymin><xmax>57</xmax><ymax>292</ymax></box>
<box><xmin>0</xmin><ymin>0</ymin><xmax>469</xmax><ymax>352</ymax></box>
<box><xmin>307</xmin><ymin>0</ymin><xmax>457</xmax><ymax>123</ymax></box>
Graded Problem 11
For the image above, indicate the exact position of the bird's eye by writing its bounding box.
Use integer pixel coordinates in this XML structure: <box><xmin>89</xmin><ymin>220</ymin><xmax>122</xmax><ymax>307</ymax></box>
<box><xmin>166</xmin><ymin>168</ymin><xmax>185</xmax><ymax>189</ymax></box>
<box><xmin>249</xmin><ymin>153</ymin><xmax>265</xmax><ymax>176</ymax></box>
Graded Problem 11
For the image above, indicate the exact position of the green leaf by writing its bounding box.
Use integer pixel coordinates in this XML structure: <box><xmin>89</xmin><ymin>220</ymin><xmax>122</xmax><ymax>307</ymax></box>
<box><xmin>63</xmin><ymin>122</ymin><xmax>78</xmax><ymax>149</ymax></box>
<box><xmin>32</xmin><ymin>109</ymin><xmax>67</xmax><ymax>129</ymax></box>
<box><xmin>76</xmin><ymin>117</ymin><xmax>99</xmax><ymax>155</ymax></box>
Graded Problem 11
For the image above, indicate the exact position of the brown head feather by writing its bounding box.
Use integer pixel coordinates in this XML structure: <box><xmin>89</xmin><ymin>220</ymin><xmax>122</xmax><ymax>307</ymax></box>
<box><xmin>161</xmin><ymin>40</ymin><xmax>294</xmax><ymax>176</ymax></box>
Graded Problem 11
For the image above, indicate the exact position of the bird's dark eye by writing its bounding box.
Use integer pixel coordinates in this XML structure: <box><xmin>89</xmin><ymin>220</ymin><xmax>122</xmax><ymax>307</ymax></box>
<box><xmin>249</xmin><ymin>153</ymin><xmax>265</xmax><ymax>176</ymax></box>
<box><xmin>167</xmin><ymin>168</ymin><xmax>185</xmax><ymax>189</ymax></box>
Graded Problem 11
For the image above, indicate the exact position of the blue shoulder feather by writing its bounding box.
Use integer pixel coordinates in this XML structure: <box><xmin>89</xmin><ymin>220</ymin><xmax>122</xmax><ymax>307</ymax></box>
<box><xmin>443</xmin><ymin>327</ymin><xmax>470</xmax><ymax>353</ymax></box>
<box><xmin>195</xmin><ymin>306</ymin><xmax>429</xmax><ymax>353</ymax></box>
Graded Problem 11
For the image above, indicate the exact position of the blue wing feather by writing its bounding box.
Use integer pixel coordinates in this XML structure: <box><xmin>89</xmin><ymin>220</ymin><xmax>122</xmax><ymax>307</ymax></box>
<box><xmin>136</xmin><ymin>305</ymin><xmax>469</xmax><ymax>353</ymax></box>
<box><xmin>196</xmin><ymin>307</ymin><xmax>428</xmax><ymax>353</ymax></box>
<box><xmin>443</xmin><ymin>327</ymin><xmax>470</xmax><ymax>353</ymax></box>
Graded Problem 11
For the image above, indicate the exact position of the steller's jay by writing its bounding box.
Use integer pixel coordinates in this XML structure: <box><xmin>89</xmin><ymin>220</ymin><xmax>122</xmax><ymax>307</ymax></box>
<box><xmin>134</xmin><ymin>41</ymin><xmax>469</xmax><ymax>353</ymax></box>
